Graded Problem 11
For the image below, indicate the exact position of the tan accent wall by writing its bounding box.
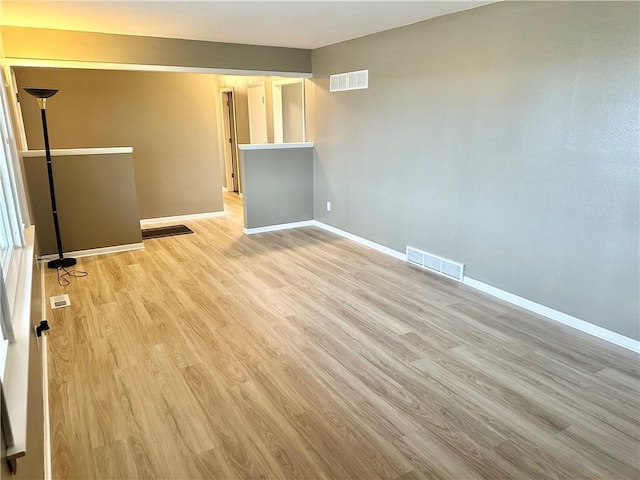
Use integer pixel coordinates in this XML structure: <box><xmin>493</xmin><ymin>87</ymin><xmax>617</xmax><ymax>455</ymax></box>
<box><xmin>1</xmin><ymin>26</ymin><xmax>311</xmax><ymax>74</ymax></box>
<box><xmin>15</xmin><ymin>67</ymin><xmax>224</xmax><ymax>219</ymax></box>
<box><xmin>22</xmin><ymin>152</ymin><xmax>142</xmax><ymax>255</ymax></box>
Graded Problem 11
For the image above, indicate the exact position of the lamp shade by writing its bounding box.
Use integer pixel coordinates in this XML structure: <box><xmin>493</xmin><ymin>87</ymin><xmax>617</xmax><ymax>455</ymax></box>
<box><xmin>23</xmin><ymin>88</ymin><xmax>58</xmax><ymax>99</ymax></box>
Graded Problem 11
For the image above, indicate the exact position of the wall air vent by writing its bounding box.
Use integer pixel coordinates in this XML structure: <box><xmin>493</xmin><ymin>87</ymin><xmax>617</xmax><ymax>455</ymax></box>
<box><xmin>406</xmin><ymin>248</ymin><xmax>424</xmax><ymax>265</ymax></box>
<box><xmin>330</xmin><ymin>70</ymin><xmax>368</xmax><ymax>92</ymax></box>
<box><xmin>406</xmin><ymin>246</ymin><xmax>465</xmax><ymax>282</ymax></box>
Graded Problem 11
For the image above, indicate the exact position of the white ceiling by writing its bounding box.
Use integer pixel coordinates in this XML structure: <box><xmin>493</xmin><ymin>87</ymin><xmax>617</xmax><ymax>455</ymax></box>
<box><xmin>0</xmin><ymin>1</ymin><xmax>495</xmax><ymax>50</ymax></box>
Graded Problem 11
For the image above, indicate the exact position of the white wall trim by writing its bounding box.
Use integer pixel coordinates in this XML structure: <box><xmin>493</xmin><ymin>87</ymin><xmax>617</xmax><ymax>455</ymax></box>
<box><xmin>462</xmin><ymin>277</ymin><xmax>639</xmax><ymax>353</ymax></box>
<box><xmin>39</xmin><ymin>242</ymin><xmax>144</xmax><ymax>261</ymax></box>
<box><xmin>238</xmin><ymin>142</ymin><xmax>313</xmax><ymax>151</ymax></box>
<box><xmin>243</xmin><ymin>220</ymin><xmax>314</xmax><ymax>235</ymax></box>
<box><xmin>40</xmin><ymin>265</ymin><xmax>52</xmax><ymax>480</ymax></box>
<box><xmin>21</xmin><ymin>147</ymin><xmax>133</xmax><ymax>158</ymax></box>
<box><xmin>42</xmin><ymin>336</ymin><xmax>51</xmax><ymax>480</ymax></box>
<box><xmin>312</xmin><ymin>221</ymin><xmax>406</xmax><ymax>261</ymax></box>
<box><xmin>140</xmin><ymin>211</ymin><xmax>225</xmax><ymax>226</ymax></box>
<box><xmin>5</xmin><ymin>58</ymin><xmax>312</xmax><ymax>78</ymax></box>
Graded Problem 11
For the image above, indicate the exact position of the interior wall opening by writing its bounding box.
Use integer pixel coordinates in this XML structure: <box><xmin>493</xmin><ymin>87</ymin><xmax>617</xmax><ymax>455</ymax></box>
<box><xmin>9</xmin><ymin>64</ymin><xmax>308</xmax><ymax>234</ymax></box>
<box><xmin>216</xmin><ymin>74</ymin><xmax>308</xmax><ymax>217</ymax></box>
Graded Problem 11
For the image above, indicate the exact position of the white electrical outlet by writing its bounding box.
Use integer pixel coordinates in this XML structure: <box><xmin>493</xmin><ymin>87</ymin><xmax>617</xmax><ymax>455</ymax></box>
<box><xmin>326</xmin><ymin>201</ymin><xmax>331</xmax><ymax>211</ymax></box>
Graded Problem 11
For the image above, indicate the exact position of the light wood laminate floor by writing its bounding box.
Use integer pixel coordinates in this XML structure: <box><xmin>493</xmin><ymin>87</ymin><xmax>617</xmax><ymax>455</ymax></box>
<box><xmin>45</xmin><ymin>192</ymin><xmax>640</xmax><ymax>479</ymax></box>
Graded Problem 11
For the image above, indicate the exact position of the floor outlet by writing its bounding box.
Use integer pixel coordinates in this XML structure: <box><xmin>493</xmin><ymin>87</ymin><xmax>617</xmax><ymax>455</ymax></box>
<box><xmin>50</xmin><ymin>294</ymin><xmax>71</xmax><ymax>309</ymax></box>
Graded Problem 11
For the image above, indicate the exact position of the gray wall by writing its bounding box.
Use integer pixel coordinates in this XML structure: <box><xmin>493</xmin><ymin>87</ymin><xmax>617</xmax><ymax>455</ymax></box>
<box><xmin>240</xmin><ymin>147</ymin><xmax>313</xmax><ymax>229</ymax></box>
<box><xmin>23</xmin><ymin>152</ymin><xmax>142</xmax><ymax>255</ymax></box>
<box><xmin>15</xmin><ymin>67</ymin><xmax>223</xmax><ymax>219</ymax></box>
<box><xmin>310</xmin><ymin>1</ymin><xmax>640</xmax><ymax>340</ymax></box>
<box><xmin>2</xmin><ymin>26</ymin><xmax>311</xmax><ymax>74</ymax></box>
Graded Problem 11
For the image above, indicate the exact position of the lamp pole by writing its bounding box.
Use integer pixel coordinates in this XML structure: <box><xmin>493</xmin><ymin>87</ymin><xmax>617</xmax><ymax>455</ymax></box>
<box><xmin>23</xmin><ymin>88</ymin><xmax>76</xmax><ymax>269</ymax></box>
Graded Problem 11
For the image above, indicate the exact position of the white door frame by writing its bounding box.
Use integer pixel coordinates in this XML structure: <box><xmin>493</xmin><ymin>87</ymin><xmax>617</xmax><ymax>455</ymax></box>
<box><xmin>247</xmin><ymin>83</ymin><xmax>268</xmax><ymax>144</ymax></box>
<box><xmin>272</xmin><ymin>78</ymin><xmax>305</xmax><ymax>144</ymax></box>
<box><xmin>220</xmin><ymin>87</ymin><xmax>240</xmax><ymax>192</ymax></box>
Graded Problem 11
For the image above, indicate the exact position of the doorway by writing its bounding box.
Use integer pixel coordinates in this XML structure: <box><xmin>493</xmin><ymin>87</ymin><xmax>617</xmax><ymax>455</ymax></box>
<box><xmin>220</xmin><ymin>88</ymin><xmax>240</xmax><ymax>193</ymax></box>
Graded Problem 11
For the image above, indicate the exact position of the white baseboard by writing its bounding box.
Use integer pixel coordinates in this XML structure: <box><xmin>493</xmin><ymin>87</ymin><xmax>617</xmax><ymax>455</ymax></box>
<box><xmin>462</xmin><ymin>277</ymin><xmax>639</xmax><ymax>353</ymax></box>
<box><xmin>312</xmin><ymin>221</ymin><xmax>406</xmax><ymax>261</ymax></box>
<box><xmin>41</xmin><ymin>266</ymin><xmax>52</xmax><ymax>480</ymax></box>
<box><xmin>244</xmin><ymin>218</ymin><xmax>639</xmax><ymax>353</ymax></box>
<box><xmin>243</xmin><ymin>220</ymin><xmax>314</xmax><ymax>235</ymax></box>
<box><xmin>140</xmin><ymin>211</ymin><xmax>225</xmax><ymax>226</ymax></box>
<box><xmin>39</xmin><ymin>242</ymin><xmax>144</xmax><ymax>261</ymax></box>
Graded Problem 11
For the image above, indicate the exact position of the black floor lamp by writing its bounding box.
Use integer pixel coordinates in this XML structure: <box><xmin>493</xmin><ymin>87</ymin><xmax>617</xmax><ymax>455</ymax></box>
<box><xmin>23</xmin><ymin>87</ymin><xmax>76</xmax><ymax>269</ymax></box>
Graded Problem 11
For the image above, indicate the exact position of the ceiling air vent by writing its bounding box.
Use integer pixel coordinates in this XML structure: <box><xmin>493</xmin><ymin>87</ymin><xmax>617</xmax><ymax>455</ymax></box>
<box><xmin>405</xmin><ymin>246</ymin><xmax>465</xmax><ymax>282</ymax></box>
<box><xmin>330</xmin><ymin>70</ymin><xmax>368</xmax><ymax>92</ymax></box>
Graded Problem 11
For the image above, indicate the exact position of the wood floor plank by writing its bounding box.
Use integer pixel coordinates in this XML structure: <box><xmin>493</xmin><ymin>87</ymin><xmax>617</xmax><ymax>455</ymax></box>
<box><xmin>596</xmin><ymin>366</ymin><xmax>640</xmax><ymax>394</ymax></box>
<box><xmin>411</xmin><ymin>349</ymin><xmax>572</xmax><ymax>436</ymax></box>
<box><xmin>226</xmin><ymin>380</ymin><xmax>333</xmax><ymax>480</ymax></box>
<box><xmin>451</xmin><ymin>344</ymin><xmax>640</xmax><ymax>441</ymax></box>
<box><xmin>393</xmin><ymin>428</ymin><xmax>509</xmax><ymax>480</ymax></box>
<box><xmin>492</xmin><ymin>437</ymin><xmax>600</xmax><ymax>480</ymax></box>
<box><xmin>91</xmin><ymin>439</ymin><xmax>140</xmax><ymax>480</ymax></box>
<box><xmin>49</xmin><ymin>373</ymin><xmax>92</xmax><ymax>479</ymax></box>
<box><xmin>45</xmin><ymin>191</ymin><xmax>640</xmax><ymax>479</ymax></box>
<box><xmin>183</xmin><ymin>362</ymin><xmax>292</xmax><ymax>479</ymax></box>
<box><xmin>553</xmin><ymin>425</ymin><xmax>640</xmax><ymax>478</ymax></box>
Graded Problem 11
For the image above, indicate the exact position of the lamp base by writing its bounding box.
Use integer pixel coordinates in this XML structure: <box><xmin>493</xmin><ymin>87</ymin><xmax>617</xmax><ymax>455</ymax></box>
<box><xmin>47</xmin><ymin>257</ymin><xmax>77</xmax><ymax>269</ymax></box>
